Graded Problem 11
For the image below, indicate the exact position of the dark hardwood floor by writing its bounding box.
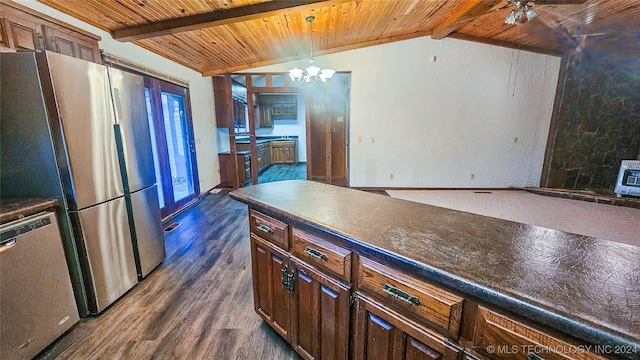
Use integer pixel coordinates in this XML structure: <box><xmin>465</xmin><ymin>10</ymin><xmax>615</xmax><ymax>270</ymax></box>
<box><xmin>39</xmin><ymin>194</ymin><xmax>299</xmax><ymax>359</ymax></box>
<box><xmin>255</xmin><ymin>163</ymin><xmax>306</xmax><ymax>185</ymax></box>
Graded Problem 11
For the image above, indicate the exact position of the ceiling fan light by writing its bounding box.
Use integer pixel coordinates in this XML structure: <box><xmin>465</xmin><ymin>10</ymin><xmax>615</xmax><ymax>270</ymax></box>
<box><xmin>505</xmin><ymin>11</ymin><xmax>517</xmax><ymax>24</ymax></box>
<box><xmin>289</xmin><ymin>68</ymin><xmax>304</xmax><ymax>82</ymax></box>
<box><xmin>526</xmin><ymin>6</ymin><xmax>539</xmax><ymax>21</ymax></box>
<box><xmin>513</xmin><ymin>6</ymin><xmax>525</xmax><ymax>20</ymax></box>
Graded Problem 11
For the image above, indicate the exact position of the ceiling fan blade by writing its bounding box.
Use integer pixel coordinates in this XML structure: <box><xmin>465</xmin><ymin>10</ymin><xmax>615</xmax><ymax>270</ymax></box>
<box><xmin>532</xmin><ymin>0</ymin><xmax>587</xmax><ymax>4</ymax></box>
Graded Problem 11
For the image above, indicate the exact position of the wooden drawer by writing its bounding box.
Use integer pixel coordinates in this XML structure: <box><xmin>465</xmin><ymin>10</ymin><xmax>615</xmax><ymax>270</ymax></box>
<box><xmin>250</xmin><ymin>210</ymin><xmax>289</xmax><ymax>250</ymax></box>
<box><xmin>291</xmin><ymin>228</ymin><xmax>352</xmax><ymax>282</ymax></box>
<box><xmin>358</xmin><ymin>256</ymin><xmax>463</xmax><ymax>338</ymax></box>
<box><xmin>355</xmin><ymin>294</ymin><xmax>463</xmax><ymax>360</ymax></box>
<box><xmin>473</xmin><ymin>307</ymin><xmax>607</xmax><ymax>360</ymax></box>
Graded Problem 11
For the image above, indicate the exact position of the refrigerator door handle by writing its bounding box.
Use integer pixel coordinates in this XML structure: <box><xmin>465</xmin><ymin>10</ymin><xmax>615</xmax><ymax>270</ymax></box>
<box><xmin>112</xmin><ymin>87</ymin><xmax>123</xmax><ymax>124</ymax></box>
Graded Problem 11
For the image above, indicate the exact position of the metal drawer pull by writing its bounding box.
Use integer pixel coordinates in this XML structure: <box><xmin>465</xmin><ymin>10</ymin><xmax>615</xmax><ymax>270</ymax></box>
<box><xmin>383</xmin><ymin>283</ymin><xmax>421</xmax><ymax>305</ymax></box>
<box><xmin>257</xmin><ymin>223</ymin><xmax>274</xmax><ymax>234</ymax></box>
<box><xmin>304</xmin><ymin>247</ymin><xmax>328</xmax><ymax>261</ymax></box>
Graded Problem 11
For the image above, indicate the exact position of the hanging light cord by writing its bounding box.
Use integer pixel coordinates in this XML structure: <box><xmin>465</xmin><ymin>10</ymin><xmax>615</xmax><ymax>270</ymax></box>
<box><xmin>307</xmin><ymin>16</ymin><xmax>315</xmax><ymax>62</ymax></box>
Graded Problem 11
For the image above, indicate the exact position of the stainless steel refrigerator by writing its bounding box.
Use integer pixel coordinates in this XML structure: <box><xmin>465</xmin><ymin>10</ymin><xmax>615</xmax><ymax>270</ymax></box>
<box><xmin>1</xmin><ymin>51</ymin><xmax>164</xmax><ymax>315</ymax></box>
<box><xmin>108</xmin><ymin>68</ymin><xmax>166</xmax><ymax>279</ymax></box>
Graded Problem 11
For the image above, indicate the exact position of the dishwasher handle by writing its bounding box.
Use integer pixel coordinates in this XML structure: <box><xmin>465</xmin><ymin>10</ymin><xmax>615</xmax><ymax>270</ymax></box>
<box><xmin>0</xmin><ymin>238</ymin><xmax>17</xmax><ymax>253</ymax></box>
<box><xmin>0</xmin><ymin>211</ymin><xmax>53</xmax><ymax>244</ymax></box>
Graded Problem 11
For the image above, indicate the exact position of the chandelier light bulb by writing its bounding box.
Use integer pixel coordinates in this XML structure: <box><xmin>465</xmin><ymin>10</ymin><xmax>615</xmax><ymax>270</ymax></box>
<box><xmin>288</xmin><ymin>15</ymin><xmax>336</xmax><ymax>86</ymax></box>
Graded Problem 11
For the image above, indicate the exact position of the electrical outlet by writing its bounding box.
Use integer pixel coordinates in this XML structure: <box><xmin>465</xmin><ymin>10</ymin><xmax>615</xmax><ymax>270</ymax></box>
<box><xmin>390</xmin><ymin>173</ymin><xmax>394</xmax><ymax>180</ymax></box>
<box><xmin>470</xmin><ymin>173</ymin><xmax>475</xmax><ymax>180</ymax></box>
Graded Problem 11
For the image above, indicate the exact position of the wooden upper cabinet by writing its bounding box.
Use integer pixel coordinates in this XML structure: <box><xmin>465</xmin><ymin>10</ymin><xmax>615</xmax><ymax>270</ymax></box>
<box><xmin>0</xmin><ymin>1</ymin><xmax>101</xmax><ymax>63</ymax></box>
<box><xmin>1</xmin><ymin>6</ymin><xmax>46</xmax><ymax>51</ymax></box>
<box><xmin>259</xmin><ymin>105</ymin><xmax>273</xmax><ymax>128</ymax></box>
<box><xmin>213</xmin><ymin>76</ymin><xmax>231</xmax><ymax>128</ymax></box>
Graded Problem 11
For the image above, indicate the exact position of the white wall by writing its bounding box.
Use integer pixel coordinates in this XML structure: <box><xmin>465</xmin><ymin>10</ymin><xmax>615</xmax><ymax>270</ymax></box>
<box><xmin>18</xmin><ymin>0</ymin><xmax>220</xmax><ymax>193</ymax></box>
<box><xmin>248</xmin><ymin>36</ymin><xmax>561</xmax><ymax>188</ymax></box>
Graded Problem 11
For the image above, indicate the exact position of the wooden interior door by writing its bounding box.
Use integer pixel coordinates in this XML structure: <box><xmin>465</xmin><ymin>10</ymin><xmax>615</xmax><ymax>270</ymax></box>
<box><xmin>308</xmin><ymin>75</ymin><xmax>350</xmax><ymax>186</ymax></box>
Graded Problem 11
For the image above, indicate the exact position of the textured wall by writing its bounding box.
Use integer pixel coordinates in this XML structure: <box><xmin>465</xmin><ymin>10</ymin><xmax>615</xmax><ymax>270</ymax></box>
<box><xmin>545</xmin><ymin>54</ymin><xmax>640</xmax><ymax>191</ymax></box>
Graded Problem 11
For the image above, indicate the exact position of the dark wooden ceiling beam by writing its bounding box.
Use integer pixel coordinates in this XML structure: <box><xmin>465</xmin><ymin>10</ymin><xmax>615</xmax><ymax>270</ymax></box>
<box><xmin>112</xmin><ymin>0</ymin><xmax>351</xmax><ymax>42</ymax></box>
<box><xmin>431</xmin><ymin>0</ymin><xmax>504</xmax><ymax>40</ymax></box>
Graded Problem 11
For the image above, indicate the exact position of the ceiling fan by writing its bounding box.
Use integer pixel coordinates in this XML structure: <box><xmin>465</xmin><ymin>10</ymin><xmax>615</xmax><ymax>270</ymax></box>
<box><xmin>537</xmin><ymin>2</ymin><xmax>609</xmax><ymax>53</ymax></box>
<box><xmin>500</xmin><ymin>0</ymin><xmax>588</xmax><ymax>25</ymax></box>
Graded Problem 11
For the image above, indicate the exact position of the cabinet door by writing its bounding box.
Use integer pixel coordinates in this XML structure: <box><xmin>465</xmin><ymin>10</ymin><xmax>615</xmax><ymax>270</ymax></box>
<box><xmin>260</xmin><ymin>105</ymin><xmax>273</xmax><ymax>128</ymax></box>
<box><xmin>250</xmin><ymin>235</ymin><xmax>291</xmax><ymax>342</ymax></box>
<box><xmin>43</xmin><ymin>25</ymin><xmax>76</xmax><ymax>57</ymax></box>
<box><xmin>3</xmin><ymin>14</ymin><xmax>45</xmax><ymax>51</ymax></box>
<box><xmin>290</xmin><ymin>259</ymin><xmax>350</xmax><ymax>360</ymax></box>
<box><xmin>354</xmin><ymin>295</ymin><xmax>462</xmax><ymax>360</ymax></box>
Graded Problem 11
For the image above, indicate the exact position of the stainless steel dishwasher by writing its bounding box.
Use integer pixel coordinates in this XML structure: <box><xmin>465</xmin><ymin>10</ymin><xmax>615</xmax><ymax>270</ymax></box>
<box><xmin>0</xmin><ymin>211</ymin><xmax>79</xmax><ymax>360</ymax></box>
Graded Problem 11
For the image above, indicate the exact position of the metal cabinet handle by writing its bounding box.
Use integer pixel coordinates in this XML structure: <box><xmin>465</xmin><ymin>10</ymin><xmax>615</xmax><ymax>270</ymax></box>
<box><xmin>280</xmin><ymin>265</ymin><xmax>295</xmax><ymax>294</ymax></box>
<box><xmin>383</xmin><ymin>283</ymin><xmax>421</xmax><ymax>305</ymax></box>
<box><xmin>0</xmin><ymin>238</ymin><xmax>17</xmax><ymax>254</ymax></box>
<box><xmin>287</xmin><ymin>268</ymin><xmax>295</xmax><ymax>294</ymax></box>
<box><xmin>281</xmin><ymin>265</ymin><xmax>289</xmax><ymax>289</ymax></box>
<box><xmin>527</xmin><ymin>354</ymin><xmax>544</xmax><ymax>360</ymax></box>
<box><xmin>257</xmin><ymin>223</ymin><xmax>274</xmax><ymax>234</ymax></box>
<box><xmin>304</xmin><ymin>247</ymin><xmax>328</xmax><ymax>261</ymax></box>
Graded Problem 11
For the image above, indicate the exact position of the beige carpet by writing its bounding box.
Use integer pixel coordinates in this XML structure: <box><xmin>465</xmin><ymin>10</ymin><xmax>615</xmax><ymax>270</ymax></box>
<box><xmin>386</xmin><ymin>190</ymin><xmax>640</xmax><ymax>247</ymax></box>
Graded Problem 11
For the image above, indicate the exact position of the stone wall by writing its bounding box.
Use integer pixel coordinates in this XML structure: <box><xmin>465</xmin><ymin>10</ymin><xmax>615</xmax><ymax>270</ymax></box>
<box><xmin>544</xmin><ymin>53</ymin><xmax>640</xmax><ymax>191</ymax></box>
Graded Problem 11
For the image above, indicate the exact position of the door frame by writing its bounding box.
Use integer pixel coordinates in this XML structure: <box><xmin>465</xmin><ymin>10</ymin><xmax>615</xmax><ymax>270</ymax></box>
<box><xmin>145</xmin><ymin>77</ymin><xmax>200</xmax><ymax>218</ymax></box>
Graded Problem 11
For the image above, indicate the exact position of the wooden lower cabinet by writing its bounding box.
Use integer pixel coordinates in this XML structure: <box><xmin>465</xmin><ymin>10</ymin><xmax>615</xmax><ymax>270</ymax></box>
<box><xmin>246</xmin><ymin>210</ymin><xmax>611</xmax><ymax>360</ymax></box>
<box><xmin>290</xmin><ymin>259</ymin><xmax>350</xmax><ymax>360</ymax></box>
<box><xmin>271</xmin><ymin>140</ymin><xmax>297</xmax><ymax>164</ymax></box>
<box><xmin>250</xmin><ymin>234</ymin><xmax>350</xmax><ymax>360</ymax></box>
<box><xmin>218</xmin><ymin>152</ymin><xmax>250</xmax><ymax>188</ymax></box>
<box><xmin>355</xmin><ymin>294</ymin><xmax>463</xmax><ymax>360</ymax></box>
<box><xmin>250</xmin><ymin>234</ymin><xmax>291</xmax><ymax>341</ymax></box>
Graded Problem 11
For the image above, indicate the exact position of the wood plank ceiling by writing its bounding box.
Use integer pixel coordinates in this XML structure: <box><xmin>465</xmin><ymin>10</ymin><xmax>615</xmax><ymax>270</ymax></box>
<box><xmin>37</xmin><ymin>0</ymin><xmax>640</xmax><ymax>76</ymax></box>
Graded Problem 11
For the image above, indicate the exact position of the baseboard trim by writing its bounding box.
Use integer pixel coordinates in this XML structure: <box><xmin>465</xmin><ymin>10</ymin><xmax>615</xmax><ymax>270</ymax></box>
<box><xmin>161</xmin><ymin>197</ymin><xmax>201</xmax><ymax>226</ymax></box>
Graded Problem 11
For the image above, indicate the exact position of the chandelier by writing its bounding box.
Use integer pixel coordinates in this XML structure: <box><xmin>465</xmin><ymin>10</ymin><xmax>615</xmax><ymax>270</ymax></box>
<box><xmin>289</xmin><ymin>16</ymin><xmax>335</xmax><ymax>85</ymax></box>
<box><xmin>504</xmin><ymin>0</ymin><xmax>538</xmax><ymax>24</ymax></box>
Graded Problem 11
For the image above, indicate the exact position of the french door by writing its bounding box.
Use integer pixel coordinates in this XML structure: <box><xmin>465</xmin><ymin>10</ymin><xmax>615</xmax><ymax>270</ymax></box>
<box><xmin>144</xmin><ymin>77</ymin><xmax>199</xmax><ymax>218</ymax></box>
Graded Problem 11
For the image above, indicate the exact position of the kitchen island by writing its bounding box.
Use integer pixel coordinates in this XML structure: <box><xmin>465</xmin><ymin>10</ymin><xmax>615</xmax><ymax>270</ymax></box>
<box><xmin>230</xmin><ymin>180</ymin><xmax>640</xmax><ymax>360</ymax></box>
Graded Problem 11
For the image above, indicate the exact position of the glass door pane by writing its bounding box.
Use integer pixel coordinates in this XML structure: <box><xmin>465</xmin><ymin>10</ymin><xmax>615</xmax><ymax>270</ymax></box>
<box><xmin>144</xmin><ymin>76</ymin><xmax>199</xmax><ymax>219</ymax></box>
<box><xmin>145</xmin><ymin>88</ymin><xmax>165</xmax><ymax>209</ymax></box>
<box><xmin>160</xmin><ymin>91</ymin><xmax>195</xmax><ymax>202</ymax></box>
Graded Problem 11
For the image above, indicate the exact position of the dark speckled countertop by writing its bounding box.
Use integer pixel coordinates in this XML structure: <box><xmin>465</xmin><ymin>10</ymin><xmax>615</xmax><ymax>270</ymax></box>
<box><xmin>230</xmin><ymin>180</ymin><xmax>640</xmax><ymax>357</ymax></box>
<box><xmin>235</xmin><ymin>136</ymin><xmax>298</xmax><ymax>144</ymax></box>
<box><xmin>0</xmin><ymin>198</ymin><xmax>58</xmax><ymax>224</ymax></box>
